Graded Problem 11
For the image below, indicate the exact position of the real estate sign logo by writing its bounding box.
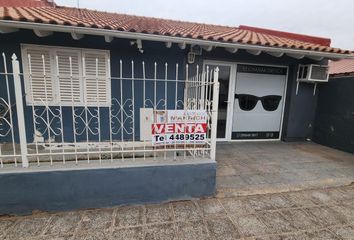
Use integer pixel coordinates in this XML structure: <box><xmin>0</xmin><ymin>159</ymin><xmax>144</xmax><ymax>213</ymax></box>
<box><xmin>152</xmin><ymin>110</ymin><xmax>208</xmax><ymax>146</ymax></box>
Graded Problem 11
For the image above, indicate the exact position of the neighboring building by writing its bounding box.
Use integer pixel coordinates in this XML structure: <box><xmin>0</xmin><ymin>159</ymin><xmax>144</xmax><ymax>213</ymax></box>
<box><xmin>0</xmin><ymin>0</ymin><xmax>353</xmax><ymax>214</ymax></box>
<box><xmin>327</xmin><ymin>59</ymin><xmax>354</xmax><ymax>76</ymax></box>
<box><xmin>314</xmin><ymin>59</ymin><xmax>354</xmax><ymax>153</ymax></box>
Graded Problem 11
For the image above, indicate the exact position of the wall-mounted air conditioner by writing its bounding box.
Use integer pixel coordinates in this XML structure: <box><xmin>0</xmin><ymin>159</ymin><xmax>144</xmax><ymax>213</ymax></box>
<box><xmin>297</xmin><ymin>64</ymin><xmax>329</xmax><ymax>83</ymax></box>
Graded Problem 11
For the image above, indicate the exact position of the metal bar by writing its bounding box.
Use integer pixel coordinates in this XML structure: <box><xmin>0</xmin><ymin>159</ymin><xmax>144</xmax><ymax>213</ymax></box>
<box><xmin>313</xmin><ymin>83</ymin><xmax>317</xmax><ymax>96</ymax></box>
<box><xmin>95</xmin><ymin>57</ymin><xmax>102</xmax><ymax>163</ymax></box>
<box><xmin>25</xmin><ymin>147</ymin><xmax>212</xmax><ymax>157</ymax></box>
<box><xmin>131</xmin><ymin>61</ymin><xmax>135</xmax><ymax>160</ymax></box>
<box><xmin>11</xmin><ymin>54</ymin><xmax>29</xmax><ymax>168</ymax></box>
<box><xmin>110</xmin><ymin>76</ymin><xmax>201</xmax><ymax>83</ymax></box>
<box><xmin>206</xmin><ymin>67</ymin><xmax>212</xmax><ymax>157</ymax></box>
<box><xmin>200</xmin><ymin>70</ymin><xmax>205</xmax><ymax>110</ymax></box>
<box><xmin>82</xmin><ymin>56</ymin><xmax>90</xmax><ymax>163</ymax></box>
<box><xmin>55</xmin><ymin>55</ymin><xmax>66</xmax><ymax>164</ymax></box>
<box><xmin>108</xmin><ymin>58</ymin><xmax>114</xmax><ymax>162</ymax></box>
<box><xmin>27</xmin><ymin>78</ymin><xmax>39</xmax><ymax>167</ymax></box>
<box><xmin>142</xmin><ymin>61</ymin><xmax>146</xmax><ymax>161</ymax></box>
<box><xmin>164</xmin><ymin>62</ymin><xmax>167</xmax><ymax>161</ymax></box>
<box><xmin>201</xmin><ymin>69</ymin><xmax>206</xmax><ymax>159</ymax></box>
<box><xmin>196</xmin><ymin>65</ymin><xmax>199</xmax><ymax>108</ymax></box>
<box><xmin>153</xmin><ymin>62</ymin><xmax>157</xmax><ymax>160</ymax></box>
<box><xmin>41</xmin><ymin>54</ymin><xmax>53</xmax><ymax>165</ymax></box>
<box><xmin>174</xmin><ymin>63</ymin><xmax>178</xmax><ymax>160</ymax></box>
<box><xmin>119</xmin><ymin>60</ymin><xmax>124</xmax><ymax>161</ymax></box>
<box><xmin>210</xmin><ymin>67</ymin><xmax>220</xmax><ymax>160</ymax></box>
<box><xmin>193</xmin><ymin>66</ymin><xmax>199</xmax><ymax>157</ymax></box>
<box><xmin>71</xmin><ymin>56</ymin><xmax>78</xmax><ymax>164</ymax></box>
<box><xmin>0</xmin><ymin>142</ymin><xmax>2</xmax><ymax>168</ymax></box>
<box><xmin>184</xmin><ymin>64</ymin><xmax>188</xmax><ymax>160</ymax></box>
<box><xmin>2</xmin><ymin>53</ymin><xmax>17</xmax><ymax>166</ymax></box>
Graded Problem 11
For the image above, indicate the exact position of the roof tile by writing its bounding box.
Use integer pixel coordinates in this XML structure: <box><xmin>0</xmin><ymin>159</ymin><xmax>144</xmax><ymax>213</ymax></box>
<box><xmin>0</xmin><ymin>5</ymin><xmax>352</xmax><ymax>54</ymax></box>
<box><xmin>0</xmin><ymin>0</ymin><xmax>55</xmax><ymax>7</ymax></box>
<box><xmin>329</xmin><ymin>59</ymin><xmax>354</xmax><ymax>75</ymax></box>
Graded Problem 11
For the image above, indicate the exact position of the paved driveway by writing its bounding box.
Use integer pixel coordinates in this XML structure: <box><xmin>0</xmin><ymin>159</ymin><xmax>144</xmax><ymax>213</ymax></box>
<box><xmin>216</xmin><ymin>142</ymin><xmax>354</xmax><ymax>197</ymax></box>
<box><xmin>1</xmin><ymin>142</ymin><xmax>354</xmax><ymax>239</ymax></box>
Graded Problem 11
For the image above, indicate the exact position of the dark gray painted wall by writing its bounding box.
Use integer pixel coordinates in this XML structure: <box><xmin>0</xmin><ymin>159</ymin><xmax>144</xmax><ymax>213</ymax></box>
<box><xmin>281</xmin><ymin>63</ymin><xmax>319</xmax><ymax>141</ymax></box>
<box><xmin>0</xmin><ymin>163</ymin><xmax>216</xmax><ymax>215</ymax></box>
<box><xmin>313</xmin><ymin>75</ymin><xmax>354</xmax><ymax>153</ymax></box>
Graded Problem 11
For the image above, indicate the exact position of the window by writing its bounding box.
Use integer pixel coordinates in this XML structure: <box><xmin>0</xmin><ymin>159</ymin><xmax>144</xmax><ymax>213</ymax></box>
<box><xmin>21</xmin><ymin>44</ymin><xmax>111</xmax><ymax>106</ymax></box>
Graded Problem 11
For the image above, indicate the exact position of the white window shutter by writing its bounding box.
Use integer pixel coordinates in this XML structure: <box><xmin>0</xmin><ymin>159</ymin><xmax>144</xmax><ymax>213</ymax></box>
<box><xmin>22</xmin><ymin>45</ymin><xmax>111</xmax><ymax>106</ymax></box>
<box><xmin>25</xmin><ymin>48</ymin><xmax>54</xmax><ymax>104</ymax></box>
<box><xmin>55</xmin><ymin>50</ymin><xmax>82</xmax><ymax>104</ymax></box>
<box><xmin>83</xmin><ymin>52</ymin><xmax>110</xmax><ymax>105</ymax></box>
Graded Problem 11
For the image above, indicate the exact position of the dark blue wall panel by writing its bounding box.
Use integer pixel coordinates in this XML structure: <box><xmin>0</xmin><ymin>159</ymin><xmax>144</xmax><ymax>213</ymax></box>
<box><xmin>198</xmin><ymin>48</ymin><xmax>322</xmax><ymax>141</ymax></box>
<box><xmin>314</xmin><ymin>76</ymin><xmax>354</xmax><ymax>153</ymax></box>
<box><xmin>281</xmin><ymin>64</ymin><xmax>318</xmax><ymax>141</ymax></box>
<box><xmin>0</xmin><ymin>30</ymin><xmax>323</xmax><ymax>143</ymax></box>
<box><xmin>0</xmin><ymin>162</ymin><xmax>216</xmax><ymax>215</ymax></box>
<box><xmin>0</xmin><ymin>30</ymin><xmax>187</xmax><ymax>143</ymax></box>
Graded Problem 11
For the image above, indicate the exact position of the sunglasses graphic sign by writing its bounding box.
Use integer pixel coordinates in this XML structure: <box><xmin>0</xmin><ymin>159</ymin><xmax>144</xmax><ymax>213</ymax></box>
<box><xmin>232</xmin><ymin>64</ymin><xmax>287</xmax><ymax>140</ymax></box>
<box><xmin>235</xmin><ymin>94</ymin><xmax>282</xmax><ymax>111</ymax></box>
<box><xmin>152</xmin><ymin>110</ymin><xmax>208</xmax><ymax>146</ymax></box>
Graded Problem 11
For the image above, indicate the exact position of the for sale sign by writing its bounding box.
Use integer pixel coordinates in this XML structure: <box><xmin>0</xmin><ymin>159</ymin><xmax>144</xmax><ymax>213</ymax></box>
<box><xmin>152</xmin><ymin>110</ymin><xmax>208</xmax><ymax>146</ymax></box>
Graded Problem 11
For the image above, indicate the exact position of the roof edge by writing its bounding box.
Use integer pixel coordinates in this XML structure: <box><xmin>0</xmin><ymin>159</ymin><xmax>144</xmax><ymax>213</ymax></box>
<box><xmin>239</xmin><ymin>25</ymin><xmax>331</xmax><ymax>47</ymax></box>
<box><xmin>1</xmin><ymin>20</ymin><xmax>353</xmax><ymax>60</ymax></box>
<box><xmin>330</xmin><ymin>72</ymin><xmax>354</xmax><ymax>78</ymax></box>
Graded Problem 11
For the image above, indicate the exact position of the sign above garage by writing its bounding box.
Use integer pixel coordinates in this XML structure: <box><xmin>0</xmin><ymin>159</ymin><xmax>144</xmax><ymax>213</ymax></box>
<box><xmin>238</xmin><ymin>64</ymin><xmax>287</xmax><ymax>75</ymax></box>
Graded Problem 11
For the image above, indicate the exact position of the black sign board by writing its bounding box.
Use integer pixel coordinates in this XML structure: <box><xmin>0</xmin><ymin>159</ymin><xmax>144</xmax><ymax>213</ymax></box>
<box><xmin>237</xmin><ymin>64</ymin><xmax>287</xmax><ymax>75</ymax></box>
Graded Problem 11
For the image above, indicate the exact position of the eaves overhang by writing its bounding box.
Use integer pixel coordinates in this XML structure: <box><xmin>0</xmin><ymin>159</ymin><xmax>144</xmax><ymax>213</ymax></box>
<box><xmin>1</xmin><ymin>20</ymin><xmax>353</xmax><ymax>60</ymax></box>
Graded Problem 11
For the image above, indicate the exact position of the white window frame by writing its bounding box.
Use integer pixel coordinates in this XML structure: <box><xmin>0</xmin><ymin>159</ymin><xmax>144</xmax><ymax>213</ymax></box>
<box><xmin>21</xmin><ymin>44</ymin><xmax>111</xmax><ymax>107</ymax></box>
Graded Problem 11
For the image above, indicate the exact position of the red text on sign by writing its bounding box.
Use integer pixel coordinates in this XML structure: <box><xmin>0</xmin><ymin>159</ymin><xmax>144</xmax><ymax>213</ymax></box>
<box><xmin>152</xmin><ymin>123</ymin><xmax>207</xmax><ymax>134</ymax></box>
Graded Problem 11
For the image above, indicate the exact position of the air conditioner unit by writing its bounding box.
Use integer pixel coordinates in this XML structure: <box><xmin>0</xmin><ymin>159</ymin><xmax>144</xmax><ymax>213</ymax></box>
<box><xmin>297</xmin><ymin>64</ymin><xmax>329</xmax><ymax>83</ymax></box>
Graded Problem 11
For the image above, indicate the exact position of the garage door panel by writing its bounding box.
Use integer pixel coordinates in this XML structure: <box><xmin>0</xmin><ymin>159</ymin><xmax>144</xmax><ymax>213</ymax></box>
<box><xmin>232</xmin><ymin>64</ymin><xmax>287</xmax><ymax>139</ymax></box>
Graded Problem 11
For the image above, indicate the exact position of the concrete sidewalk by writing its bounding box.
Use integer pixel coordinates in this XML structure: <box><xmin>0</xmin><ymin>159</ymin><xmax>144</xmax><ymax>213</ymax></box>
<box><xmin>216</xmin><ymin>142</ymin><xmax>354</xmax><ymax>197</ymax></box>
<box><xmin>1</xmin><ymin>141</ymin><xmax>354</xmax><ymax>239</ymax></box>
<box><xmin>1</xmin><ymin>185</ymin><xmax>354</xmax><ymax>239</ymax></box>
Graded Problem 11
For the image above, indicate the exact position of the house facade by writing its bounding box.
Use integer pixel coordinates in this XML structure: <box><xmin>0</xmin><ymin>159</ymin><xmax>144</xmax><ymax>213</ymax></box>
<box><xmin>0</xmin><ymin>1</ymin><xmax>353</xmax><ymax>214</ymax></box>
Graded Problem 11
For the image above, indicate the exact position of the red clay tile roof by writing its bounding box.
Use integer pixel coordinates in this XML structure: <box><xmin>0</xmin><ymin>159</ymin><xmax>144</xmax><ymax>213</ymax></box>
<box><xmin>0</xmin><ymin>0</ymin><xmax>55</xmax><ymax>7</ymax></box>
<box><xmin>239</xmin><ymin>25</ymin><xmax>331</xmax><ymax>47</ymax></box>
<box><xmin>329</xmin><ymin>59</ymin><xmax>354</xmax><ymax>75</ymax></box>
<box><xmin>0</xmin><ymin>6</ymin><xmax>351</xmax><ymax>54</ymax></box>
